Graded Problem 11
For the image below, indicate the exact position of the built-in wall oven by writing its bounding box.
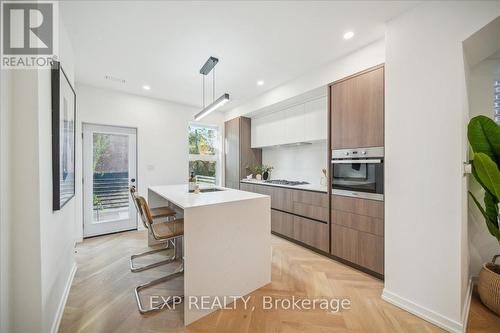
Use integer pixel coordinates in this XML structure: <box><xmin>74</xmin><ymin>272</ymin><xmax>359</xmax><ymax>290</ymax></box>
<box><xmin>331</xmin><ymin>147</ymin><xmax>384</xmax><ymax>201</ymax></box>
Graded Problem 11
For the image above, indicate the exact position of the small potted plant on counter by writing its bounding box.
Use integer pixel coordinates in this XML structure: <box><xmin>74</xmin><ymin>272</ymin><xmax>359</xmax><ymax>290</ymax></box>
<box><xmin>467</xmin><ymin>115</ymin><xmax>500</xmax><ymax>316</ymax></box>
<box><xmin>250</xmin><ymin>164</ymin><xmax>273</xmax><ymax>181</ymax></box>
<box><xmin>262</xmin><ymin>165</ymin><xmax>274</xmax><ymax>181</ymax></box>
<box><xmin>254</xmin><ymin>165</ymin><xmax>263</xmax><ymax>180</ymax></box>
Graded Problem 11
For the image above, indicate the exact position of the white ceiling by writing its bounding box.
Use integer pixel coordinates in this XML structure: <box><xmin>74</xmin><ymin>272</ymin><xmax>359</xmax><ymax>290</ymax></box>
<box><xmin>61</xmin><ymin>1</ymin><xmax>418</xmax><ymax>111</ymax></box>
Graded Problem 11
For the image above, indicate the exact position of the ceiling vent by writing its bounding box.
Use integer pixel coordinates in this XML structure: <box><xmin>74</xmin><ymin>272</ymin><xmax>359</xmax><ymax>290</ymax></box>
<box><xmin>104</xmin><ymin>75</ymin><xmax>126</xmax><ymax>84</ymax></box>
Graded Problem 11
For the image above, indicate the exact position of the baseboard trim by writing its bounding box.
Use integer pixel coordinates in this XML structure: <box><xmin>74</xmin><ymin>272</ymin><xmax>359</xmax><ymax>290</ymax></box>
<box><xmin>460</xmin><ymin>278</ymin><xmax>473</xmax><ymax>331</ymax></box>
<box><xmin>382</xmin><ymin>288</ymin><xmax>467</xmax><ymax>333</ymax></box>
<box><xmin>51</xmin><ymin>262</ymin><xmax>77</xmax><ymax>333</ymax></box>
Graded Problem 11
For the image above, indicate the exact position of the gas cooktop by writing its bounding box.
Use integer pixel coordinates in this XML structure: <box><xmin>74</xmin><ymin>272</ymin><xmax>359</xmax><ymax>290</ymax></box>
<box><xmin>264</xmin><ymin>179</ymin><xmax>310</xmax><ymax>186</ymax></box>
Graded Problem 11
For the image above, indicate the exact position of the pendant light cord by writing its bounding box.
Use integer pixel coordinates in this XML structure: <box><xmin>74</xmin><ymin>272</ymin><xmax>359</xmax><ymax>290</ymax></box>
<box><xmin>202</xmin><ymin>75</ymin><xmax>205</xmax><ymax>108</ymax></box>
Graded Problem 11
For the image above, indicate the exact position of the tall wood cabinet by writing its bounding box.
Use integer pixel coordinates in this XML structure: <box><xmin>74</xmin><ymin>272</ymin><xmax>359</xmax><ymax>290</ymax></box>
<box><xmin>329</xmin><ymin>64</ymin><xmax>385</xmax><ymax>277</ymax></box>
<box><xmin>224</xmin><ymin>117</ymin><xmax>261</xmax><ymax>189</ymax></box>
<box><xmin>330</xmin><ymin>65</ymin><xmax>384</xmax><ymax>149</ymax></box>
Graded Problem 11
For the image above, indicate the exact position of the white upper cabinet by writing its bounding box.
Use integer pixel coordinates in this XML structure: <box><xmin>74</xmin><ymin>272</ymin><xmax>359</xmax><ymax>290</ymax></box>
<box><xmin>251</xmin><ymin>110</ymin><xmax>286</xmax><ymax>147</ymax></box>
<box><xmin>251</xmin><ymin>96</ymin><xmax>326</xmax><ymax>148</ymax></box>
<box><xmin>303</xmin><ymin>97</ymin><xmax>327</xmax><ymax>142</ymax></box>
<box><xmin>284</xmin><ymin>104</ymin><xmax>305</xmax><ymax>144</ymax></box>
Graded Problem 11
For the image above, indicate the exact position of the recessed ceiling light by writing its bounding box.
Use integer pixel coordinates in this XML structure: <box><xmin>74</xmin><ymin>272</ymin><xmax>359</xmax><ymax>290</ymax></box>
<box><xmin>143</xmin><ymin>85</ymin><xmax>151</xmax><ymax>90</ymax></box>
<box><xmin>257</xmin><ymin>80</ymin><xmax>264</xmax><ymax>86</ymax></box>
<box><xmin>343</xmin><ymin>31</ymin><xmax>354</xmax><ymax>40</ymax></box>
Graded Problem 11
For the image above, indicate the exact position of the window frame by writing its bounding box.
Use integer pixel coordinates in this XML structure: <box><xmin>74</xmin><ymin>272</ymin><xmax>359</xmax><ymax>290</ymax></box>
<box><xmin>188</xmin><ymin>122</ymin><xmax>222</xmax><ymax>185</ymax></box>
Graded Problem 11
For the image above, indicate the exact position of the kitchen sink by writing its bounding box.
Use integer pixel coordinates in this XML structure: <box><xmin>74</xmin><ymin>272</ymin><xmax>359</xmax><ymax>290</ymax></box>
<box><xmin>199</xmin><ymin>188</ymin><xmax>225</xmax><ymax>193</ymax></box>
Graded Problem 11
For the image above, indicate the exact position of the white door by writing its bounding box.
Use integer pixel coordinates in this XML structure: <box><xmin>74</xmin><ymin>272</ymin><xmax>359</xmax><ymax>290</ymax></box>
<box><xmin>83</xmin><ymin>124</ymin><xmax>137</xmax><ymax>237</ymax></box>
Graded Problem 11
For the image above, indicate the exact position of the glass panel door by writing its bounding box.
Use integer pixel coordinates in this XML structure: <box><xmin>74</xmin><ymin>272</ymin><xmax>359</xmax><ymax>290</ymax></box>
<box><xmin>83</xmin><ymin>124</ymin><xmax>137</xmax><ymax>237</ymax></box>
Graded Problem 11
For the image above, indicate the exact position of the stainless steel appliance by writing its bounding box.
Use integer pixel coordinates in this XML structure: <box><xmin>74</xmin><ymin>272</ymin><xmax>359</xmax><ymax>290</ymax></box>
<box><xmin>331</xmin><ymin>147</ymin><xmax>384</xmax><ymax>201</ymax></box>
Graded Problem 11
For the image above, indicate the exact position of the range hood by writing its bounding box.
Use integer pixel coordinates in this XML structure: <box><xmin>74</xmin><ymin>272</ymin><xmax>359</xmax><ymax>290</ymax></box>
<box><xmin>265</xmin><ymin>142</ymin><xmax>314</xmax><ymax>149</ymax></box>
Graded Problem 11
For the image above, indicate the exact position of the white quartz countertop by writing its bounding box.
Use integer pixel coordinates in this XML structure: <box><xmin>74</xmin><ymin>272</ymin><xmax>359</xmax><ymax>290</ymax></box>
<box><xmin>240</xmin><ymin>179</ymin><xmax>328</xmax><ymax>193</ymax></box>
<box><xmin>149</xmin><ymin>184</ymin><xmax>269</xmax><ymax>209</ymax></box>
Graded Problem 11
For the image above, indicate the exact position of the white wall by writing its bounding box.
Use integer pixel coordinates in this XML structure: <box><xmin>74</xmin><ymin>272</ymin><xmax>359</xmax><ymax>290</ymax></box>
<box><xmin>262</xmin><ymin>142</ymin><xmax>327</xmax><ymax>185</ymax></box>
<box><xmin>383</xmin><ymin>2</ymin><xmax>500</xmax><ymax>333</ymax></box>
<box><xmin>0</xmin><ymin>69</ymin><xmax>12</xmax><ymax>333</ymax></box>
<box><xmin>0</xmin><ymin>12</ymin><xmax>78</xmax><ymax>333</ymax></box>
<box><xmin>75</xmin><ymin>84</ymin><xmax>225</xmax><ymax>239</ymax></box>
<box><xmin>8</xmin><ymin>70</ymin><xmax>44</xmax><ymax>333</ymax></box>
<box><xmin>225</xmin><ymin>38</ymin><xmax>385</xmax><ymax>120</ymax></box>
<box><xmin>468</xmin><ymin>59</ymin><xmax>500</xmax><ymax>277</ymax></box>
<box><xmin>39</xmin><ymin>16</ymin><xmax>78</xmax><ymax>332</ymax></box>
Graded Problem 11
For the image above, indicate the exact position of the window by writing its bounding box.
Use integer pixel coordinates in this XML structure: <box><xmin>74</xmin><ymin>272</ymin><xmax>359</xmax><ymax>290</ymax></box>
<box><xmin>495</xmin><ymin>79</ymin><xmax>500</xmax><ymax>124</ymax></box>
<box><xmin>188</xmin><ymin>124</ymin><xmax>220</xmax><ymax>185</ymax></box>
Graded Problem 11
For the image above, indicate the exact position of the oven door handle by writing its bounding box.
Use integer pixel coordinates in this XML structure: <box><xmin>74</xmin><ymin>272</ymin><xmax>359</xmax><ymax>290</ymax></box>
<box><xmin>331</xmin><ymin>159</ymin><xmax>382</xmax><ymax>164</ymax></box>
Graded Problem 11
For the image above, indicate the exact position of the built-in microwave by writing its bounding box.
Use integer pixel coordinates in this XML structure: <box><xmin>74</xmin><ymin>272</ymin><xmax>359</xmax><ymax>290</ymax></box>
<box><xmin>331</xmin><ymin>147</ymin><xmax>384</xmax><ymax>201</ymax></box>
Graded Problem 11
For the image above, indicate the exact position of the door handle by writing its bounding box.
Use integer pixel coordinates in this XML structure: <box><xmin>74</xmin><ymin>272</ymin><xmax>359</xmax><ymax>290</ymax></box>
<box><xmin>331</xmin><ymin>159</ymin><xmax>382</xmax><ymax>164</ymax></box>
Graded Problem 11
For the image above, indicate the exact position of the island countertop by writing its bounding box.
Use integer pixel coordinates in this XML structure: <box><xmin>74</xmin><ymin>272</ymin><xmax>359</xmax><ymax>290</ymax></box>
<box><xmin>149</xmin><ymin>184</ymin><xmax>269</xmax><ymax>209</ymax></box>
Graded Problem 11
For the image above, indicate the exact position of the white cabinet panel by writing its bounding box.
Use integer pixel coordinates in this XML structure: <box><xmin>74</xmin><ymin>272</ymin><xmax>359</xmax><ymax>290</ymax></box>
<box><xmin>304</xmin><ymin>97</ymin><xmax>327</xmax><ymax>142</ymax></box>
<box><xmin>251</xmin><ymin>96</ymin><xmax>327</xmax><ymax>148</ymax></box>
<box><xmin>251</xmin><ymin>111</ymin><xmax>285</xmax><ymax>147</ymax></box>
<box><xmin>263</xmin><ymin>111</ymin><xmax>286</xmax><ymax>146</ymax></box>
<box><xmin>251</xmin><ymin>116</ymin><xmax>263</xmax><ymax>148</ymax></box>
<box><xmin>284</xmin><ymin>104</ymin><xmax>305</xmax><ymax>143</ymax></box>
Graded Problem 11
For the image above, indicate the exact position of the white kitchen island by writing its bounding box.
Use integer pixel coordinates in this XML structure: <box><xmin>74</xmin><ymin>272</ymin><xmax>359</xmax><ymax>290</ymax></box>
<box><xmin>148</xmin><ymin>184</ymin><xmax>271</xmax><ymax>325</ymax></box>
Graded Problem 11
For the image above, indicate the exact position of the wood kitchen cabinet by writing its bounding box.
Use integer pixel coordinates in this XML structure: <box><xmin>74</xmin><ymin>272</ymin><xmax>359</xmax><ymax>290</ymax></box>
<box><xmin>292</xmin><ymin>215</ymin><xmax>329</xmax><ymax>252</ymax></box>
<box><xmin>271</xmin><ymin>209</ymin><xmax>329</xmax><ymax>253</ymax></box>
<box><xmin>224</xmin><ymin>117</ymin><xmax>261</xmax><ymax>189</ymax></box>
<box><xmin>271</xmin><ymin>209</ymin><xmax>294</xmax><ymax>239</ymax></box>
<box><xmin>242</xmin><ymin>183</ymin><xmax>328</xmax><ymax>222</ymax></box>
<box><xmin>290</xmin><ymin>190</ymin><xmax>329</xmax><ymax>222</ymax></box>
<box><xmin>241</xmin><ymin>183</ymin><xmax>292</xmax><ymax>211</ymax></box>
<box><xmin>330</xmin><ymin>195</ymin><xmax>384</xmax><ymax>275</ymax></box>
<box><xmin>241</xmin><ymin>182</ymin><xmax>329</xmax><ymax>252</ymax></box>
<box><xmin>330</xmin><ymin>65</ymin><xmax>384</xmax><ymax>149</ymax></box>
<box><xmin>244</xmin><ymin>182</ymin><xmax>384</xmax><ymax>276</ymax></box>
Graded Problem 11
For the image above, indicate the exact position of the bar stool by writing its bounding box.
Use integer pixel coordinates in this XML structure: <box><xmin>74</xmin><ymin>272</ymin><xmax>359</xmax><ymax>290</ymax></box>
<box><xmin>132</xmin><ymin>192</ymin><xmax>184</xmax><ymax>314</ymax></box>
<box><xmin>129</xmin><ymin>186</ymin><xmax>177</xmax><ymax>272</ymax></box>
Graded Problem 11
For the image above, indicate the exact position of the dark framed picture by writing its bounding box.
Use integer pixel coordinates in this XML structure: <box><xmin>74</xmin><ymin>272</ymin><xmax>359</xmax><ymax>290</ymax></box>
<box><xmin>52</xmin><ymin>61</ymin><xmax>76</xmax><ymax>210</ymax></box>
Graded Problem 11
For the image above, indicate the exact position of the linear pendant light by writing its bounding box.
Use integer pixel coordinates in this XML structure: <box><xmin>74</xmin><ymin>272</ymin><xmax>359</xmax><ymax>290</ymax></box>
<box><xmin>194</xmin><ymin>56</ymin><xmax>230</xmax><ymax>121</ymax></box>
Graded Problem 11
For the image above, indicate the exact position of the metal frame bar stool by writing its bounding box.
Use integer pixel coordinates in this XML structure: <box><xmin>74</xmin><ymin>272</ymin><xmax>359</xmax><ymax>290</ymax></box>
<box><xmin>132</xmin><ymin>192</ymin><xmax>184</xmax><ymax>314</ymax></box>
<box><xmin>129</xmin><ymin>185</ymin><xmax>177</xmax><ymax>272</ymax></box>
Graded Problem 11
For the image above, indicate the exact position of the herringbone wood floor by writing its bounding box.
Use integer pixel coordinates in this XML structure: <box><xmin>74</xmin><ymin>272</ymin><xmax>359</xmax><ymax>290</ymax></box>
<box><xmin>59</xmin><ymin>230</ymin><xmax>500</xmax><ymax>333</ymax></box>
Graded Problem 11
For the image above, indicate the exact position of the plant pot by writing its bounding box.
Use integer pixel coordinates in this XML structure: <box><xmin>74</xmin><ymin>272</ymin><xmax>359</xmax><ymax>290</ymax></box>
<box><xmin>256</xmin><ymin>174</ymin><xmax>262</xmax><ymax>180</ymax></box>
<box><xmin>478</xmin><ymin>255</ymin><xmax>500</xmax><ymax>316</ymax></box>
<box><xmin>263</xmin><ymin>171</ymin><xmax>269</xmax><ymax>180</ymax></box>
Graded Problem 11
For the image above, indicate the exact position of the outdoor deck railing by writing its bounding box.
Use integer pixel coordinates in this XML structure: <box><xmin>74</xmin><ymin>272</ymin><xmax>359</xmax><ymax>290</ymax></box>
<box><xmin>93</xmin><ymin>173</ymin><xmax>215</xmax><ymax>211</ymax></box>
<box><xmin>195</xmin><ymin>175</ymin><xmax>216</xmax><ymax>185</ymax></box>
<box><xmin>93</xmin><ymin>172</ymin><xmax>129</xmax><ymax>210</ymax></box>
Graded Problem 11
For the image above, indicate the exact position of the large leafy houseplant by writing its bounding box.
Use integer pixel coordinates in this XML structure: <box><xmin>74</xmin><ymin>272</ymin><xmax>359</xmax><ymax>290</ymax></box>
<box><xmin>467</xmin><ymin>115</ymin><xmax>500</xmax><ymax>244</ymax></box>
<box><xmin>468</xmin><ymin>115</ymin><xmax>500</xmax><ymax>315</ymax></box>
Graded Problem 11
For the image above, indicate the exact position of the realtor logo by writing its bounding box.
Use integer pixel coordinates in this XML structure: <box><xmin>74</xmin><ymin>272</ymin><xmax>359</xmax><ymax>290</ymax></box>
<box><xmin>1</xmin><ymin>1</ymin><xmax>56</xmax><ymax>68</ymax></box>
